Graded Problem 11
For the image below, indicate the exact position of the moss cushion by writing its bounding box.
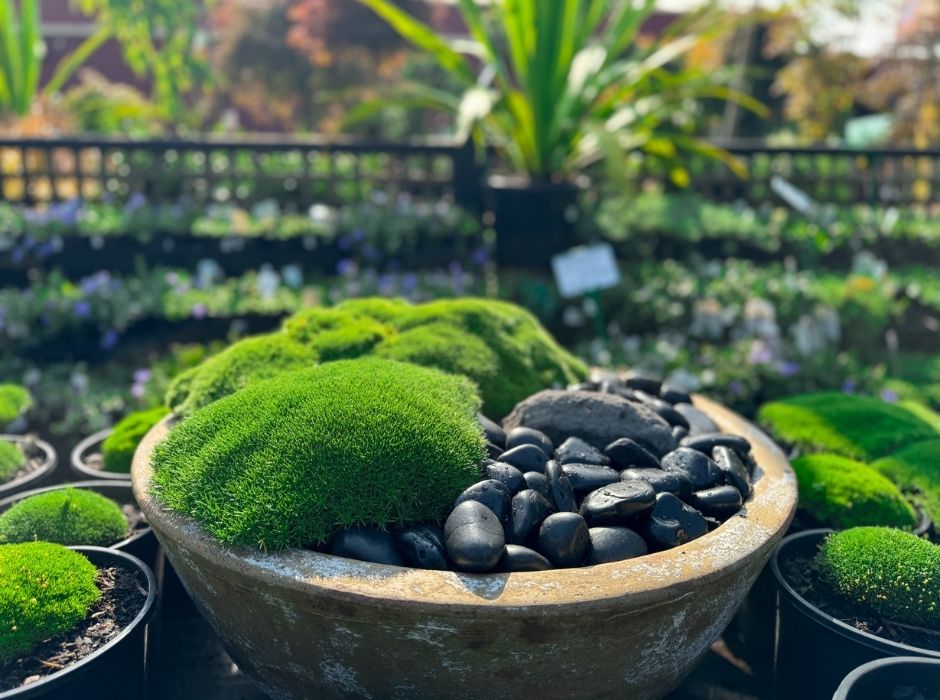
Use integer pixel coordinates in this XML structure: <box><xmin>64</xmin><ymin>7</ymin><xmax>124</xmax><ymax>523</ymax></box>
<box><xmin>0</xmin><ymin>384</ymin><xmax>31</xmax><ymax>425</ymax></box>
<box><xmin>0</xmin><ymin>488</ymin><xmax>129</xmax><ymax>547</ymax></box>
<box><xmin>0</xmin><ymin>441</ymin><xmax>26</xmax><ymax>483</ymax></box>
<box><xmin>872</xmin><ymin>439</ymin><xmax>940</xmax><ymax>525</ymax></box>
<box><xmin>101</xmin><ymin>406</ymin><xmax>171</xmax><ymax>473</ymax></box>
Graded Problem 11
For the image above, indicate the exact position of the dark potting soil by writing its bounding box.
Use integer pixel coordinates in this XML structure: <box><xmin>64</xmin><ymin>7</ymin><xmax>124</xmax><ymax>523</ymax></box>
<box><xmin>0</xmin><ymin>566</ymin><xmax>147</xmax><ymax>692</ymax></box>
<box><xmin>122</xmin><ymin>503</ymin><xmax>149</xmax><ymax>535</ymax></box>
<box><xmin>782</xmin><ymin>549</ymin><xmax>940</xmax><ymax>653</ymax></box>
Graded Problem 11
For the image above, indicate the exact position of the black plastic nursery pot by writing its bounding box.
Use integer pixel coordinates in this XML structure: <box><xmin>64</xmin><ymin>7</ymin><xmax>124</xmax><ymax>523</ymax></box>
<box><xmin>70</xmin><ymin>428</ymin><xmax>129</xmax><ymax>482</ymax></box>
<box><xmin>772</xmin><ymin>529</ymin><xmax>940</xmax><ymax>700</ymax></box>
<box><xmin>0</xmin><ymin>435</ymin><xmax>56</xmax><ymax>500</ymax></box>
<box><xmin>0</xmin><ymin>481</ymin><xmax>157</xmax><ymax>563</ymax></box>
<box><xmin>0</xmin><ymin>546</ymin><xmax>157</xmax><ymax>700</ymax></box>
<box><xmin>833</xmin><ymin>656</ymin><xmax>940</xmax><ymax>700</ymax></box>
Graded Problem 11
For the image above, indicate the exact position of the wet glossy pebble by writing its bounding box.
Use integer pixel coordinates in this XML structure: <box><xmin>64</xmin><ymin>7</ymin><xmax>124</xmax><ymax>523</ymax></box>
<box><xmin>509</xmin><ymin>489</ymin><xmax>554</xmax><ymax>545</ymax></box>
<box><xmin>498</xmin><ymin>444</ymin><xmax>549</xmax><ymax>474</ymax></box>
<box><xmin>712</xmin><ymin>445</ymin><xmax>753</xmax><ymax>499</ymax></box>
<box><xmin>625</xmin><ymin>375</ymin><xmax>662</xmax><ymax>396</ymax></box>
<box><xmin>687</xmin><ymin>485</ymin><xmax>743</xmax><ymax>519</ymax></box>
<box><xmin>562</xmin><ymin>464</ymin><xmax>621</xmax><ymax>494</ymax></box>
<box><xmin>579</xmin><ymin>480</ymin><xmax>657</xmax><ymax>525</ymax></box>
<box><xmin>621</xmin><ymin>467</ymin><xmax>693</xmax><ymax>499</ymax></box>
<box><xmin>674</xmin><ymin>404</ymin><xmax>720</xmax><ymax>436</ymax></box>
<box><xmin>661</xmin><ymin>447</ymin><xmax>722</xmax><ymax>490</ymax></box>
<box><xmin>523</xmin><ymin>471</ymin><xmax>551</xmax><ymax>500</ymax></box>
<box><xmin>394</xmin><ymin>525</ymin><xmax>449</xmax><ymax>570</ymax></box>
<box><xmin>506</xmin><ymin>427</ymin><xmax>554</xmax><ymax>457</ymax></box>
<box><xmin>330</xmin><ymin>526</ymin><xmax>406</xmax><ymax>566</ymax></box>
<box><xmin>444</xmin><ymin>501</ymin><xmax>506</xmax><ymax>573</ymax></box>
<box><xmin>661</xmin><ymin>385</ymin><xmax>692</xmax><ymax>405</ymax></box>
<box><xmin>486</xmin><ymin>441</ymin><xmax>504</xmax><ymax>460</ymax></box>
<box><xmin>604</xmin><ymin>437</ymin><xmax>660</xmax><ymax>470</ymax></box>
<box><xmin>496</xmin><ymin>544</ymin><xmax>553</xmax><ymax>572</ymax></box>
<box><xmin>639</xmin><ymin>492</ymin><xmax>708</xmax><ymax>551</ymax></box>
<box><xmin>546</xmin><ymin>459</ymin><xmax>576</xmax><ymax>513</ymax></box>
<box><xmin>454</xmin><ymin>479</ymin><xmax>511</xmax><ymax>526</ymax></box>
<box><xmin>681</xmin><ymin>432</ymin><xmax>752</xmax><ymax>457</ymax></box>
<box><xmin>588</xmin><ymin>526</ymin><xmax>648</xmax><ymax>564</ymax></box>
<box><xmin>633</xmin><ymin>390</ymin><xmax>690</xmax><ymax>429</ymax></box>
<box><xmin>555</xmin><ymin>436</ymin><xmax>609</xmax><ymax>466</ymax></box>
<box><xmin>484</xmin><ymin>461</ymin><xmax>527</xmax><ymax>495</ymax></box>
<box><xmin>671</xmin><ymin>426</ymin><xmax>689</xmax><ymax>443</ymax></box>
<box><xmin>477</xmin><ymin>413</ymin><xmax>506</xmax><ymax>449</ymax></box>
<box><xmin>537</xmin><ymin>512</ymin><xmax>590</xmax><ymax>568</ymax></box>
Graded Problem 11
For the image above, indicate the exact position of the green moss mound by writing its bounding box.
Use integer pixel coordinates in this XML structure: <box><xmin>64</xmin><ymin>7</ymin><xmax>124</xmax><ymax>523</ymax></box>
<box><xmin>0</xmin><ymin>542</ymin><xmax>100</xmax><ymax>665</ymax></box>
<box><xmin>872</xmin><ymin>439</ymin><xmax>940</xmax><ymax>525</ymax></box>
<box><xmin>0</xmin><ymin>488</ymin><xmax>129</xmax><ymax>546</ymax></box>
<box><xmin>152</xmin><ymin>358</ymin><xmax>486</xmax><ymax>549</ymax></box>
<box><xmin>0</xmin><ymin>441</ymin><xmax>26</xmax><ymax>483</ymax></box>
<box><xmin>758</xmin><ymin>392</ymin><xmax>939</xmax><ymax>460</ymax></box>
<box><xmin>101</xmin><ymin>406</ymin><xmax>171</xmax><ymax>473</ymax></box>
<box><xmin>820</xmin><ymin>527</ymin><xmax>940</xmax><ymax>627</ymax></box>
<box><xmin>792</xmin><ymin>454</ymin><xmax>917</xmax><ymax>529</ymax></box>
<box><xmin>333</xmin><ymin>297</ymin><xmax>409</xmax><ymax>323</ymax></box>
<box><xmin>166</xmin><ymin>333</ymin><xmax>319</xmax><ymax>416</ymax></box>
<box><xmin>0</xmin><ymin>384</ymin><xmax>32</xmax><ymax>424</ymax></box>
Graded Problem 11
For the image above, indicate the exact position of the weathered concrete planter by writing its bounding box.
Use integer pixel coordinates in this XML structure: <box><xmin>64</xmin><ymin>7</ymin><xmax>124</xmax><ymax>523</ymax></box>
<box><xmin>132</xmin><ymin>396</ymin><xmax>797</xmax><ymax>700</ymax></box>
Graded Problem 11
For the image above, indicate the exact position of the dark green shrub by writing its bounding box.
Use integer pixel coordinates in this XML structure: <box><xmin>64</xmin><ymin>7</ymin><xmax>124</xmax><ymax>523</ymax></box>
<box><xmin>0</xmin><ymin>384</ymin><xmax>31</xmax><ymax>424</ymax></box>
<box><xmin>758</xmin><ymin>392</ymin><xmax>938</xmax><ymax>460</ymax></box>
<box><xmin>101</xmin><ymin>406</ymin><xmax>171</xmax><ymax>473</ymax></box>
<box><xmin>0</xmin><ymin>542</ymin><xmax>100</xmax><ymax>665</ymax></box>
<box><xmin>166</xmin><ymin>333</ymin><xmax>319</xmax><ymax>416</ymax></box>
<box><xmin>820</xmin><ymin>527</ymin><xmax>940</xmax><ymax>627</ymax></box>
<box><xmin>152</xmin><ymin>358</ymin><xmax>486</xmax><ymax>549</ymax></box>
<box><xmin>0</xmin><ymin>441</ymin><xmax>26</xmax><ymax>482</ymax></box>
<box><xmin>792</xmin><ymin>454</ymin><xmax>917</xmax><ymax>529</ymax></box>
<box><xmin>872</xmin><ymin>440</ymin><xmax>940</xmax><ymax>524</ymax></box>
<box><xmin>0</xmin><ymin>488</ymin><xmax>129</xmax><ymax>546</ymax></box>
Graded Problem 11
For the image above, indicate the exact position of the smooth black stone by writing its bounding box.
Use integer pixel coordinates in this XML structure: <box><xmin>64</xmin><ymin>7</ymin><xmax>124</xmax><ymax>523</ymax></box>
<box><xmin>688</xmin><ymin>485</ymin><xmax>743</xmax><ymax>519</ymax></box>
<box><xmin>484</xmin><ymin>462</ymin><xmax>527</xmax><ymax>495</ymax></box>
<box><xmin>604</xmin><ymin>438</ymin><xmax>660</xmax><ymax>470</ymax></box>
<box><xmin>537</xmin><ymin>512</ymin><xmax>590</xmax><ymax>568</ymax></box>
<box><xmin>523</xmin><ymin>471</ymin><xmax>551</xmax><ymax>500</ymax></box>
<box><xmin>672</xmin><ymin>426</ymin><xmax>689</xmax><ymax>442</ymax></box>
<box><xmin>444</xmin><ymin>501</ymin><xmax>506</xmax><ymax>573</ymax></box>
<box><xmin>454</xmin><ymin>479</ymin><xmax>511</xmax><ymax>526</ymax></box>
<box><xmin>673</xmin><ymin>404</ymin><xmax>720</xmax><ymax>436</ymax></box>
<box><xmin>498</xmin><ymin>444</ymin><xmax>549</xmax><ymax>474</ymax></box>
<box><xmin>712</xmin><ymin>446</ymin><xmax>753</xmax><ymax>499</ymax></box>
<box><xmin>394</xmin><ymin>525</ymin><xmax>449</xmax><ymax>570</ymax></box>
<box><xmin>505</xmin><ymin>426</ymin><xmax>554</xmax><ymax>457</ymax></box>
<box><xmin>486</xmin><ymin>441</ymin><xmax>504</xmax><ymax>459</ymax></box>
<box><xmin>579</xmin><ymin>480</ymin><xmax>656</xmax><ymax>525</ymax></box>
<box><xmin>660</xmin><ymin>447</ymin><xmax>722</xmax><ymax>490</ymax></box>
<box><xmin>661</xmin><ymin>385</ymin><xmax>692</xmax><ymax>405</ymax></box>
<box><xmin>496</xmin><ymin>544</ymin><xmax>553</xmax><ymax>572</ymax></box>
<box><xmin>621</xmin><ymin>468</ymin><xmax>693</xmax><ymax>499</ymax></box>
<box><xmin>631</xmin><ymin>431</ymin><xmax>678</xmax><ymax>458</ymax></box>
<box><xmin>568</xmin><ymin>380</ymin><xmax>600</xmax><ymax>392</ymax></box>
<box><xmin>555</xmin><ymin>436</ymin><xmax>609</xmax><ymax>466</ymax></box>
<box><xmin>588</xmin><ymin>527</ymin><xmax>648</xmax><ymax>564</ymax></box>
<box><xmin>639</xmin><ymin>492</ymin><xmax>708</xmax><ymax>551</ymax></box>
<box><xmin>477</xmin><ymin>413</ymin><xmax>506</xmax><ymax>449</ymax></box>
<box><xmin>681</xmin><ymin>432</ymin><xmax>752</xmax><ymax>458</ymax></box>
<box><xmin>704</xmin><ymin>515</ymin><xmax>722</xmax><ymax>532</ymax></box>
<box><xmin>599</xmin><ymin>378</ymin><xmax>622</xmax><ymax>394</ymax></box>
<box><xmin>545</xmin><ymin>460</ymin><xmax>576</xmax><ymax>513</ymax></box>
<box><xmin>330</xmin><ymin>527</ymin><xmax>407</xmax><ymax>567</ymax></box>
<box><xmin>625</xmin><ymin>375</ymin><xmax>662</xmax><ymax>396</ymax></box>
<box><xmin>509</xmin><ymin>489</ymin><xmax>554</xmax><ymax>544</ymax></box>
<box><xmin>562</xmin><ymin>464</ymin><xmax>621</xmax><ymax>494</ymax></box>
<box><xmin>632</xmin><ymin>392</ymin><xmax>691</xmax><ymax>430</ymax></box>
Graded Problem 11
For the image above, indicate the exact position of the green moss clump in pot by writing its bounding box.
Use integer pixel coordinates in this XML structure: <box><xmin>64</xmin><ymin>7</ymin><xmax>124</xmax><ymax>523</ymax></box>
<box><xmin>0</xmin><ymin>441</ymin><xmax>26</xmax><ymax>482</ymax></box>
<box><xmin>757</xmin><ymin>392</ymin><xmax>939</xmax><ymax>460</ymax></box>
<box><xmin>819</xmin><ymin>527</ymin><xmax>940</xmax><ymax>627</ymax></box>
<box><xmin>101</xmin><ymin>406</ymin><xmax>171</xmax><ymax>473</ymax></box>
<box><xmin>791</xmin><ymin>454</ymin><xmax>917</xmax><ymax>529</ymax></box>
<box><xmin>0</xmin><ymin>384</ymin><xmax>31</xmax><ymax>425</ymax></box>
<box><xmin>0</xmin><ymin>488</ymin><xmax>129</xmax><ymax>546</ymax></box>
<box><xmin>0</xmin><ymin>542</ymin><xmax>101</xmax><ymax>665</ymax></box>
<box><xmin>152</xmin><ymin>358</ymin><xmax>486</xmax><ymax>550</ymax></box>
<box><xmin>872</xmin><ymin>439</ymin><xmax>940</xmax><ymax>525</ymax></box>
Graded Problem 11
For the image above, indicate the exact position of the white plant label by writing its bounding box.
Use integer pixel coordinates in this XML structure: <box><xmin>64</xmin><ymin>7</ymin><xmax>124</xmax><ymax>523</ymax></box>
<box><xmin>552</xmin><ymin>243</ymin><xmax>621</xmax><ymax>299</ymax></box>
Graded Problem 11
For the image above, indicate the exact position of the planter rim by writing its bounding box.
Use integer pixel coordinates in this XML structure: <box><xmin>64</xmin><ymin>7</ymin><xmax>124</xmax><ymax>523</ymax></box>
<box><xmin>0</xmin><ymin>545</ymin><xmax>156</xmax><ymax>699</ymax></box>
<box><xmin>486</xmin><ymin>173</ymin><xmax>590</xmax><ymax>192</ymax></box>
<box><xmin>833</xmin><ymin>656</ymin><xmax>940</xmax><ymax>700</ymax></box>
<box><xmin>134</xmin><ymin>396</ymin><xmax>796</xmax><ymax>611</ymax></box>
<box><xmin>0</xmin><ymin>435</ymin><xmax>56</xmax><ymax>497</ymax></box>
<box><xmin>771</xmin><ymin>528</ymin><xmax>940</xmax><ymax>659</ymax></box>
<box><xmin>0</xmin><ymin>480</ymin><xmax>152</xmax><ymax>552</ymax></box>
<box><xmin>70</xmin><ymin>428</ymin><xmax>130</xmax><ymax>482</ymax></box>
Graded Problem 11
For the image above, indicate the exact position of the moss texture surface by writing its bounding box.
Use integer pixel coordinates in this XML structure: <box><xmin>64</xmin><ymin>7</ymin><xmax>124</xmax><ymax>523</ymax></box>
<box><xmin>0</xmin><ymin>441</ymin><xmax>26</xmax><ymax>483</ymax></box>
<box><xmin>0</xmin><ymin>542</ymin><xmax>100</xmax><ymax>665</ymax></box>
<box><xmin>102</xmin><ymin>406</ymin><xmax>171</xmax><ymax>473</ymax></box>
<box><xmin>152</xmin><ymin>358</ymin><xmax>486</xmax><ymax>550</ymax></box>
<box><xmin>872</xmin><ymin>439</ymin><xmax>940</xmax><ymax>525</ymax></box>
<box><xmin>0</xmin><ymin>384</ymin><xmax>31</xmax><ymax>425</ymax></box>
<box><xmin>791</xmin><ymin>454</ymin><xmax>917</xmax><ymax>529</ymax></box>
<box><xmin>0</xmin><ymin>488</ymin><xmax>129</xmax><ymax>546</ymax></box>
<box><xmin>820</xmin><ymin>527</ymin><xmax>940</xmax><ymax>627</ymax></box>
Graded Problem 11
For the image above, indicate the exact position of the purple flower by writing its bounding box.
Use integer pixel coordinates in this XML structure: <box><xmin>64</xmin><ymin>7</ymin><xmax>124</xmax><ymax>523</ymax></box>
<box><xmin>402</xmin><ymin>272</ymin><xmax>418</xmax><ymax>294</ymax></box>
<box><xmin>336</xmin><ymin>258</ymin><xmax>357</xmax><ymax>277</ymax></box>
<box><xmin>747</xmin><ymin>341</ymin><xmax>774</xmax><ymax>366</ymax></box>
<box><xmin>125</xmin><ymin>192</ymin><xmax>146</xmax><ymax>213</ymax></box>
<box><xmin>842</xmin><ymin>379</ymin><xmax>857</xmax><ymax>394</ymax></box>
<box><xmin>73</xmin><ymin>300</ymin><xmax>91</xmax><ymax>318</ymax></box>
<box><xmin>880</xmin><ymin>389</ymin><xmax>899</xmax><ymax>403</ymax></box>
<box><xmin>471</xmin><ymin>247</ymin><xmax>490</xmax><ymax>267</ymax></box>
<box><xmin>131</xmin><ymin>383</ymin><xmax>146</xmax><ymax>398</ymax></box>
<box><xmin>191</xmin><ymin>303</ymin><xmax>208</xmax><ymax>320</ymax></box>
<box><xmin>133</xmin><ymin>368</ymin><xmax>152</xmax><ymax>384</ymax></box>
<box><xmin>100</xmin><ymin>329</ymin><xmax>119</xmax><ymax>351</ymax></box>
<box><xmin>728</xmin><ymin>380</ymin><xmax>745</xmax><ymax>397</ymax></box>
<box><xmin>350</xmin><ymin>228</ymin><xmax>366</xmax><ymax>243</ymax></box>
<box><xmin>777</xmin><ymin>361</ymin><xmax>801</xmax><ymax>378</ymax></box>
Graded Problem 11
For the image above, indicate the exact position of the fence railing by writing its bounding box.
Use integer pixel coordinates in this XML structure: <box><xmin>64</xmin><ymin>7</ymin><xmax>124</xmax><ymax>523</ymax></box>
<box><xmin>2</xmin><ymin>135</ymin><xmax>940</xmax><ymax>208</ymax></box>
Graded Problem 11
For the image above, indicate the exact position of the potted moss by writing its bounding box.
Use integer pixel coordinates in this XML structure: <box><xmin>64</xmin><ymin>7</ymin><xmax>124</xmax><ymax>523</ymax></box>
<box><xmin>0</xmin><ymin>385</ymin><xmax>32</xmax><ymax>434</ymax></box>
<box><xmin>833</xmin><ymin>657</ymin><xmax>940</xmax><ymax>700</ymax></box>
<box><xmin>71</xmin><ymin>406</ymin><xmax>171</xmax><ymax>481</ymax></box>
<box><xmin>772</xmin><ymin>527</ymin><xmax>940</xmax><ymax>699</ymax></box>
<box><xmin>0</xmin><ymin>483</ymin><xmax>154</xmax><ymax>562</ymax></box>
<box><xmin>0</xmin><ymin>435</ymin><xmax>56</xmax><ymax>500</ymax></box>
<box><xmin>0</xmin><ymin>542</ymin><xmax>156</xmax><ymax>698</ymax></box>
